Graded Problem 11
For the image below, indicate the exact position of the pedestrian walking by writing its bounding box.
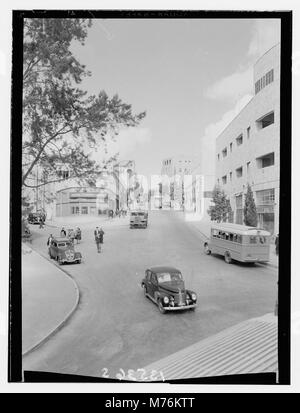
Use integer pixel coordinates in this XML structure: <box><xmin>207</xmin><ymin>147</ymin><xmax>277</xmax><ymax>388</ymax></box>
<box><xmin>68</xmin><ymin>229</ymin><xmax>75</xmax><ymax>245</ymax></box>
<box><xmin>47</xmin><ymin>234</ymin><xmax>53</xmax><ymax>246</ymax></box>
<box><xmin>39</xmin><ymin>216</ymin><xmax>44</xmax><ymax>229</ymax></box>
<box><xmin>75</xmin><ymin>227</ymin><xmax>81</xmax><ymax>244</ymax></box>
<box><xmin>94</xmin><ymin>226</ymin><xmax>104</xmax><ymax>253</ymax></box>
<box><xmin>275</xmin><ymin>233</ymin><xmax>279</xmax><ymax>256</ymax></box>
<box><xmin>60</xmin><ymin>227</ymin><xmax>66</xmax><ymax>237</ymax></box>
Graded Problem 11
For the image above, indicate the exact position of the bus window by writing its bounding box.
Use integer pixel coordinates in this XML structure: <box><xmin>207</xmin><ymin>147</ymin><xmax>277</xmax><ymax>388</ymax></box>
<box><xmin>225</xmin><ymin>232</ymin><xmax>230</xmax><ymax>240</ymax></box>
<box><xmin>236</xmin><ymin>235</ymin><xmax>242</xmax><ymax>243</ymax></box>
<box><xmin>259</xmin><ymin>236</ymin><xmax>266</xmax><ymax>244</ymax></box>
<box><xmin>212</xmin><ymin>229</ymin><xmax>218</xmax><ymax>238</ymax></box>
<box><xmin>229</xmin><ymin>233</ymin><xmax>234</xmax><ymax>242</ymax></box>
<box><xmin>249</xmin><ymin>236</ymin><xmax>257</xmax><ymax>244</ymax></box>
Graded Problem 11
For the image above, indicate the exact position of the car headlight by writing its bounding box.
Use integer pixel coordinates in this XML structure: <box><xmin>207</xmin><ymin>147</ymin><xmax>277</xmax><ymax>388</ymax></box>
<box><xmin>191</xmin><ymin>293</ymin><xmax>197</xmax><ymax>301</ymax></box>
<box><xmin>163</xmin><ymin>296</ymin><xmax>169</xmax><ymax>304</ymax></box>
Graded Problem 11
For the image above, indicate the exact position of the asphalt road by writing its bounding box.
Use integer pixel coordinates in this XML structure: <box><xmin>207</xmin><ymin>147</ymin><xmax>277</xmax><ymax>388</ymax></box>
<box><xmin>23</xmin><ymin>211</ymin><xmax>278</xmax><ymax>379</ymax></box>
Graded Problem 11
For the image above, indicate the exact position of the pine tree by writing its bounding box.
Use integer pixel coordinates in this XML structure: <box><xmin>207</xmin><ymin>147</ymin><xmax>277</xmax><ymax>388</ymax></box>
<box><xmin>244</xmin><ymin>184</ymin><xmax>258</xmax><ymax>226</ymax></box>
<box><xmin>207</xmin><ymin>185</ymin><xmax>233</xmax><ymax>222</ymax></box>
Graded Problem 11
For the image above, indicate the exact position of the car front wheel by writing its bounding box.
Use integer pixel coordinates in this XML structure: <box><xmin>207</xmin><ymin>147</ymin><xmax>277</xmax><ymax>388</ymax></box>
<box><xmin>158</xmin><ymin>299</ymin><xmax>166</xmax><ymax>314</ymax></box>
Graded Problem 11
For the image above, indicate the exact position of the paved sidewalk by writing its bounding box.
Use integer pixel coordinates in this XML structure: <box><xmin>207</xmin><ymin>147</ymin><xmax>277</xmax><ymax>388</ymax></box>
<box><xmin>44</xmin><ymin>214</ymin><xmax>130</xmax><ymax>231</ymax></box>
<box><xmin>174</xmin><ymin>212</ymin><xmax>278</xmax><ymax>269</ymax></box>
<box><xmin>45</xmin><ymin>214</ymin><xmax>109</xmax><ymax>229</ymax></box>
<box><xmin>22</xmin><ymin>243</ymin><xmax>79</xmax><ymax>355</ymax></box>
<box><xmin>140</xmin><ymin>313</ymin><xmax>278</xmax><ymax>380</ymax></box>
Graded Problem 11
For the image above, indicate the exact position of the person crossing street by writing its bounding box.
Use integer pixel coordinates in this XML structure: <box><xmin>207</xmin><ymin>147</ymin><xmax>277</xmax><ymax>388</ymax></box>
<box><xmin>94</xmin><ymin>226</ymin><xmax>104</xmax><ymax>253</ymax></box>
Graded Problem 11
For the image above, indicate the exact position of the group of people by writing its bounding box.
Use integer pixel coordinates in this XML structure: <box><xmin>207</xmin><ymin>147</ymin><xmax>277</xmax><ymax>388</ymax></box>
<box><xmin>47</xmin><ymin>226</ymin><xmax>104</xmax><ymax>254</ymax></box>
<box><xmin>60</xmin><ymin>227</ymin><xmax>82</xmax><ymax>244</ymax></box>
<box><xmin>108</xmin><ymin>209</ymin><xmax>127</xmax><ymax>219</ymax></box>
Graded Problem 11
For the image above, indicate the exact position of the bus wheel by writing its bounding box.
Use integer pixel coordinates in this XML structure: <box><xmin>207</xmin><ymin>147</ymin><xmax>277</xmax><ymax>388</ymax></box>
<box><xmin>204</xmin><ymin>243</ymin><xmax>211</xmax><ymax>255</ymax></box>
<box><xmin>224</xmin><ymin>252</ymin><xmax>232</xmax><ymax>264</ymax></box>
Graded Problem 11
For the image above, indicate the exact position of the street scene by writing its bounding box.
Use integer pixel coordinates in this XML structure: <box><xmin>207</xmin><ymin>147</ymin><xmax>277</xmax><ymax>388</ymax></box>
<box><xmin>21</xmin><ymin>17</ymin><xmax>280</xmax><ymax>381</ymax></box>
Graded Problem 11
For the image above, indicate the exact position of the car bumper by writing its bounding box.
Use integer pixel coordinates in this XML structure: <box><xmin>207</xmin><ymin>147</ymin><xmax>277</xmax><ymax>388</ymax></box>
<box><xmin>61</xmin><ymin>258</ymin><xmax>81</xmax><ymax>263</ymax></box>
<box><xmin>244</xmin><ymin>258</ymin><xmax>269</xmax><ymax>263</ymax></box>
<box><xmin>163</xmin><ymin>303</ymin><xmax>197</xmax><ymax>311</ymax></box>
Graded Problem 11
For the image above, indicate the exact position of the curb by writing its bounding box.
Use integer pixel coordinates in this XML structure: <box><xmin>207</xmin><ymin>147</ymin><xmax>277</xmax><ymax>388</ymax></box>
<box><xmin>22</xmin><ymin>248</ymin><xmax>81</xmax><ymax>357</ymax></box>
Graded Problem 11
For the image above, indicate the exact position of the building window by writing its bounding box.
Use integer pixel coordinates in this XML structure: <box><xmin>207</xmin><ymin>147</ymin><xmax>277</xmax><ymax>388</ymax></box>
<box><xmin>230</xmin><ymin>142</ymin><xmax>233</xmax><ymax>152</ymax></box>
<box><xmin>222</xmin><ymin>175</ymin><xmax>227</xmax><ymax>185</ymax></box>
<box><xmin>256</xmin><ymin>152</ymin><xmax>275</xmax><ymax>169</ymax></box>
<box><xmin>256</xmin><ymin>111</ymin><xmax>274</xmax><ymax>129</ymax></box>
<box><xmin>71</xmin><ymin>206</ymin><xmax>80</xmax><ymax>214</ymax></box>
<box><xmin>229</xmin><ymin>171</ymin><xmax>232</xmax><ymax>181</ymax></box>
<box><xmin>256</xmin><ymin>188</ymin><xmax>275</xmax><ymax>205</ymax></box>
<box><xmin>57</xmin><ymin>169</ymin><xmax>70</xmax><ymax>179</ymax></box>
<box><xmin>235</xmin><ymin>194</ymin><xmax>243</xmax><ymax>225</ymax></box>
<box><xmin>266</xmin><ymin>69</ymin><xmax>274</xmax><ymax>85</ymax></box>
<box><xmin>255</xmin><ymin>69</ymin><xmax>274</xmax><ymax>94</ymax></box>
<box><xmin>247</xmin><ymin>161</ymin><xmax>251</xmax><ymax>174</ymax></box>
<box><xmin>256</xmin><ymin>188</ymin><xmax>275</xmax><ymax>234</ymax></box>
<box><xmin>217</xmin><ymin>154</ymin><xmax>220</xmax><ymax>161</ymax></box>
<box><xmin>236</xmin><ymin>166</ymin><xmax>243</xmax><ymax>178</ymax></box>
<box><xmin>247</xmin><ymin>126</ymin><xmax>251</xmax><ymax>139</ymax></box>
<box><xmin>81</xmin><ymin>206</ymin><xmax>88</xmax><ymax>214</ymax></box>
<box><xmin>222</xmin><ymin>147</ymin><xmax>227</xmax><ymax>158</ymax></box>
<box><xmin>236</xmin><ymin>134</ymin><xmax>243</xmax><ymax>146</ymax></box>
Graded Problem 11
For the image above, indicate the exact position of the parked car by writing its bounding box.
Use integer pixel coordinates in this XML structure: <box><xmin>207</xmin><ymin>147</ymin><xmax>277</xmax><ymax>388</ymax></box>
<box><xmin>130</xmin><ymin>210</ymin><xmax>148</xmax><ymax>228</ymax></box>
<box><xmin>141</xmin><ymin>266</ymin><xmax>197</xmax><ymax>314</ymax></box>
<box><xmin>48</xmin><ymin>237</ymin><xmax>82</xmax><ymax>265</ymax></box>
<box><xmin>28</xmin><ymin>212</ymin><xmax>43</xmax><ymax>224</ymax></box>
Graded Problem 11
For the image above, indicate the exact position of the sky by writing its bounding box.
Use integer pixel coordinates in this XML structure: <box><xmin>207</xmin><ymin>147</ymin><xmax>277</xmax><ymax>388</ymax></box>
<box><xmin>71</xmin><ymin>18</ymin><xmax>280</xmax><ymax>178</ymax></box>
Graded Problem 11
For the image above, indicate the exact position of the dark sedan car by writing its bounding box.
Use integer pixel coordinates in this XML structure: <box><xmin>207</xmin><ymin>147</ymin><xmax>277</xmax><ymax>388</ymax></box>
<box><xmin>48</xmin><ymin>237</ymin><xmax>82</xmax><ymax>265</ymax></box>
<box><xmin>141</xmin><ymin>266</ymin><xmax>197</xmax><ymax>314</ymax></box>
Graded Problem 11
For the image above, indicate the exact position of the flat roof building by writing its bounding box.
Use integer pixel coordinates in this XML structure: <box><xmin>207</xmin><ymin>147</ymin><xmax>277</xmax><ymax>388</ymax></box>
<box><xmin>215</xmin><ymin>44</ymin><xmax>280</xmax><ymax>235</ymax></box>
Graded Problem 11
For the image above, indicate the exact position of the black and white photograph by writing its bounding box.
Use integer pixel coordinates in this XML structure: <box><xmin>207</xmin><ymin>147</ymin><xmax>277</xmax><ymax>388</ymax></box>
<box><xmin>3</xmin><ymin>5</ymin><xmax>295</xmax><ymax>392</ymax></box>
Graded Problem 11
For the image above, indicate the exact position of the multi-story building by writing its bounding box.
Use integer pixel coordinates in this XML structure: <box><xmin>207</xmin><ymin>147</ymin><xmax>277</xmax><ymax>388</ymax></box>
<box><xmin>161</xmin><ymin>155</ymin><xmax>195</xmax><ymax>209</ymax></box>
<box><xmin>215</xmin><ymin>43</ymin><xmax>280</xmax><ymax>235</ymax></box>
<box><xmin>54</xmin><ymin>160</ymin><xmax>136</xmax><ymax>217</ymax></box>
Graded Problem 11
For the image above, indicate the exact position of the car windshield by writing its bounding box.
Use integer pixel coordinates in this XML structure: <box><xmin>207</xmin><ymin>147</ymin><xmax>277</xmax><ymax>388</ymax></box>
<box><xmin>157</xmin><ymin>272</ymin><xmax>183</xmax><ymax>283</ymax></box>
<box><xmin>58</xmin><ymin>242</ymin><xmax>71</xmax><ymax>247</ymax></box>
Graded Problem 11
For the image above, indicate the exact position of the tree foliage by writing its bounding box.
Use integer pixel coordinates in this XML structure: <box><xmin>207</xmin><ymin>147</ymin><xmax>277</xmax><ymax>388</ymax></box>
<box><xmin>207</xmin><ymin>185</ymin><xmax>233</xmax><ymax>223</ymax></box>
<box><xmin>243</xmin><ymin>183</ymin><xmax>258</xmax><ymax>226</ymax></box>
<box><xmin>22</xmin><ymin>18</ymin><xmax>146</xmax><ymax>188</ymax></box>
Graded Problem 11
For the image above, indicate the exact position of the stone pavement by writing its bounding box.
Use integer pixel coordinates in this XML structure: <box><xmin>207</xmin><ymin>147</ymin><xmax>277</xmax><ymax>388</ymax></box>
<box><xmin>140</xmin><ymin>313</ymin><xmax>278</xmax><ymax>380</ymax></box>
<box><xmin>22</xmin><ymin>243</ymin><xmax>79</xmax><ymax>355</ymax></box>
